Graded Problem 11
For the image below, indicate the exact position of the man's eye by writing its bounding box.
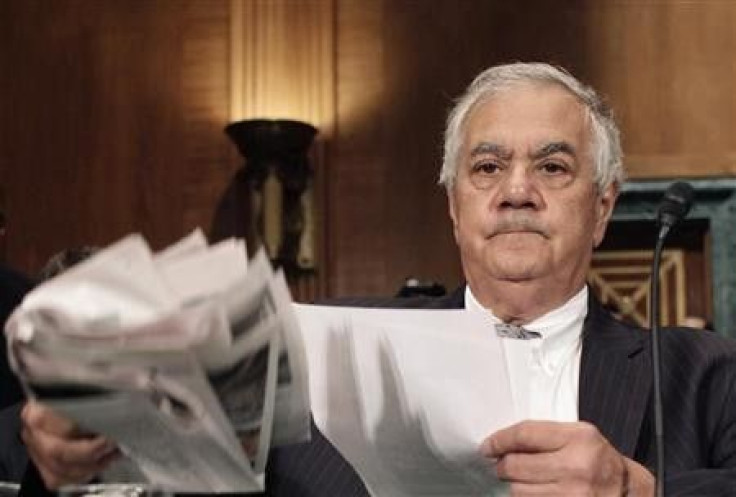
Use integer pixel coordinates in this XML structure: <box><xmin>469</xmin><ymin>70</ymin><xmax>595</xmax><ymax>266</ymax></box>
<box><xmin>472</xmin><ymin>162</ymin><xmax>501</xmax><ymax>174</ymax></box>
<box><xmin>539</xmin><ymin>162</ymin><xmax>568</xmax><ymax>174</ymax></box>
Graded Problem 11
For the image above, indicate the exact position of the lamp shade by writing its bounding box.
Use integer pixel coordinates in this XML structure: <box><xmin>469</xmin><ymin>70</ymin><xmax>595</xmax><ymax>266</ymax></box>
<box><xmin>225</xmin><ymin>119</ymin><xmax>317</xmax><ymax>160</ymax></box>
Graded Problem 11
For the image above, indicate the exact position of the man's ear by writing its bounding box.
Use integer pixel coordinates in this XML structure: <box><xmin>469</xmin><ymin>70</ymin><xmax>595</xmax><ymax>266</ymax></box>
<box><xmin>592</xmin><ymin>182</ymin><xmax>619</xmax><ymax>248</ymax></box>
<box><xmin>447</xmin><ymin>188</ymin><xmax>459</xmax><ymax>238</ymax></box>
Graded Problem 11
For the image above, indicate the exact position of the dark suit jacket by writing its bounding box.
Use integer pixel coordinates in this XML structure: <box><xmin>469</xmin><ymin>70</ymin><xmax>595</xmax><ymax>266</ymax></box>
<box><xmin>0</xmin><ymin>265</ymin><xmax>32</xmax><ymax>483</ymax></box>
<box><xmin>0</xmin><ymin>264</ymin><xmax>33</xmax><ymax>409</ymax></box>
<box><xmin>264</xmin><ymin>287</ymin><xmax>736</xmax><ymax>496</ymax></box>
<box><xmin>0</xmin><ymin>403</ymin><xmax>28</xmax><ymax>482</ymax></box>
<box><xmin>20</xmin><ymin>287</ymin><xmax>736</xmax><ymax>495</ymax></box>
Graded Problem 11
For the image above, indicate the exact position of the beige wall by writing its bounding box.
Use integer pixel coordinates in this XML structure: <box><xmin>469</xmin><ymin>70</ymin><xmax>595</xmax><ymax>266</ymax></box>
<box><xmin>1</xmin><ymin>0</ymin><xmax>734</xmax><ymax>297</ymax></box>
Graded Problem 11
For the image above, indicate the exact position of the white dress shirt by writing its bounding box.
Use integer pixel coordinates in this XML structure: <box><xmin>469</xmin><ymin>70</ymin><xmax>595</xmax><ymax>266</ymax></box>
<box><xmin>465</xmin><ymin>286</ymin><xmax>588</xmax><ymax>422</ymax></box>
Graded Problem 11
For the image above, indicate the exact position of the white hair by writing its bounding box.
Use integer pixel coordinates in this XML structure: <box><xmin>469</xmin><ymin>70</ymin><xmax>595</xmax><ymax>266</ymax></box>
<box><xmin>439</xmin><ymin>62</ymin><xmax>624</xmax><ymax>192</ymax></box>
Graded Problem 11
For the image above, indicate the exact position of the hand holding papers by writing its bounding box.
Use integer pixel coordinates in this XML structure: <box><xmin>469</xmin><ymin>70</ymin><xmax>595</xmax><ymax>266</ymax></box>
<box><xmin>295</xmin><ymin>304</ymin><xmax>517</xmax><ymax>496</ymax></box>
<box><xmin>5</xmin><ymin>230</ymin><xmax>310</xmax><ymax>493</ymax></box>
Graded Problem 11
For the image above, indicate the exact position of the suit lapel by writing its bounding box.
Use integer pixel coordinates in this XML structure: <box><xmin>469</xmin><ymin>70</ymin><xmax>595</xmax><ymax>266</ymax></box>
<box><xmin>578</xmin><ymin>297</ymin><xmax>651</xmax><ymax>457</ymax></box>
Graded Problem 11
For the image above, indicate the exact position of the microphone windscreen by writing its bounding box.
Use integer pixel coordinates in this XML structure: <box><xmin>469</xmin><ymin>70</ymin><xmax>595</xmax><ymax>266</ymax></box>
<box><xmin>657</xmin><ymin>181</ymin><xmax>694</xmax><ymax>227</ymax></box>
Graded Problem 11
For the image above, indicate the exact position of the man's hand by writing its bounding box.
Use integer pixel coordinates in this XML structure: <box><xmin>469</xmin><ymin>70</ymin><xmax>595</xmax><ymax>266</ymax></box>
<box><xmin>480</xmin><ymin>420</ymin><xmax>654</xmax><ymax>496</ymax></box>
<box><xmin>21</xmin><ymin>400</ymin><xmax>120</xmax><ymax>489</ymax></box>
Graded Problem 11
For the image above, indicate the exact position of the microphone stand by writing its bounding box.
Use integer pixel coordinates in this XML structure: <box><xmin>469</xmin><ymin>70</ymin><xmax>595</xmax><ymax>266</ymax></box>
<box><xmin>649</xmin><ymin>181</ymin><xmax>693</xmax><ymax>497</ymax></box>
<box><xmin>650</xmin><ymin>223</ymin><xmax>669</xmax><ymax>497</ymax></box>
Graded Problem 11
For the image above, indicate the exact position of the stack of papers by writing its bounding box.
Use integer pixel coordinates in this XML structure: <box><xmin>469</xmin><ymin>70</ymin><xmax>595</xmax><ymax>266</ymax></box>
<box><xmin>5</xmin><ymin>230</ymin><xmax>310</xmax><ymax>493</ymax></box>
<box><xmin>296</xmin><ymin>305</ymin><xmax>514</xmax><ymax>496</ymax></box>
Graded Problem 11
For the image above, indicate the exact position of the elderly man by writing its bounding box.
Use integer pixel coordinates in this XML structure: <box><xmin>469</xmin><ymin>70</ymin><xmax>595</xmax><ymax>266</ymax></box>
<box><xmin>19</xmin><ymin>63</ymin><xmax>736</xmax><ymax>496</ymax></box>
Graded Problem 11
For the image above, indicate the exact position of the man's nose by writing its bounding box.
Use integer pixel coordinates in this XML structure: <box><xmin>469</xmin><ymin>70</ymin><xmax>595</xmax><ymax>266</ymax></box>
<box><xmin>497</xmin><ymin>165</ymin><xmax>540</xmax><ymax>209</ymax></box>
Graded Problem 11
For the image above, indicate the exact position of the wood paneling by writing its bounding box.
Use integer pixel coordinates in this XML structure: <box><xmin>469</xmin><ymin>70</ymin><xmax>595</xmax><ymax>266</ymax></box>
<box><xmin>0</xmin><ymin>0</ymin><xmax>232</xmax><ymax>275</ymax></box>
<box><xmin>181</xmin><ymin>1</ymin><xmax>233</xmax><ymax>236</ymax></box>
<box><xmin>585</xmin><ymin>1</ymin><xmax>736</xmax><ymax>178</ymax></box>
<box><xmin>230</xmin><ymin>0</ymin><xmax>335</xmax><ymax>131</ymax></box>
<box><xmin>329</xmin><ymin>0</ymin><xmax>388</xmax><ymax>296</ymax></box>
<box><xmin>2</xmin><ymin>0</ymin><xmax>734</xmax><ymax>299</ymax></box>
<box><xmin>330</xmin><ymin>0</ymin><xmax>736</xmax><ymax>297</ymax></box>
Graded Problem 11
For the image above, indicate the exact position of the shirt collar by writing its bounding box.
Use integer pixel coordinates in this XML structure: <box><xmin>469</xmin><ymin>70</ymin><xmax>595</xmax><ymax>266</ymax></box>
<box><xmin>464</xmin><ymin>285</ymin><xmax>587</xmax><ymax>366</ymax></box>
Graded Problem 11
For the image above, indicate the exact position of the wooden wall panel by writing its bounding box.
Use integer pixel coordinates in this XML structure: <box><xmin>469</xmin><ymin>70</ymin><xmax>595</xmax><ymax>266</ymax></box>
<box><xmin>2</xmin><ymin>0</ymin><xmax>735</xmax><ymax>299</ymax></box>
<box><xmin>181</xmin><ymin>1</ymin><xmax>234</xmax><ymax>235</ymax></box>
<box><xmin>0</xmin><ymin>0</ymin><xmax>232</xmax><ymax>275</ymax></box>
<box><xmin>329</xmin><ymin>0</ymin><xmax>736</xmax><ymax>298</ymax></box>
<box><xmin>585</xmin><ymin>1</ymin><xmax>736</xmax><ymax>178</ymax></box>
<box><xmin>329</xmin><ymin>0</ymin><xmax>388</xmax><ymax>296</ymax></box>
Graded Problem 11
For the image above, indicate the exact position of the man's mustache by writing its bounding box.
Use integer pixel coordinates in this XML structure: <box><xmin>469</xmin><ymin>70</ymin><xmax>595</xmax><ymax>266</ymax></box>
<box><xmin>487</xmin><ymin>216</ymin><xmax>550</xmax><ymax>239</ymax></box>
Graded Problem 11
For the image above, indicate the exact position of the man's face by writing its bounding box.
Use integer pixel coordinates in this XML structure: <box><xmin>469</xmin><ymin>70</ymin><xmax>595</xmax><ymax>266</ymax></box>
<box><xmin>448</xmin><ymin>83</ymin><xmax>617</xmax><ymax>297</ymax></box>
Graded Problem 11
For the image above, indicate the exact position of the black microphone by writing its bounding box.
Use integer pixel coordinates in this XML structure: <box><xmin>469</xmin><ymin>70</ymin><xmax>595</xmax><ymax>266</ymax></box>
<box><xmin>657</xmin><ymin>181</ymin><xmax>694</xmax><ymax>230</ymax></box>
<box><xmin>650</xmin><ymin>181</ymin><xmax>693</xmax><ymax>497</ymax></box>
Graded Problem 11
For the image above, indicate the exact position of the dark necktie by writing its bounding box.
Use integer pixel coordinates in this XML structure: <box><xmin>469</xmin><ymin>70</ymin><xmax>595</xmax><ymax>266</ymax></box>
<box><xmin>495</xmin><ymin>322</ymin><xmax>542</xmax><ymax>340</ymax></box>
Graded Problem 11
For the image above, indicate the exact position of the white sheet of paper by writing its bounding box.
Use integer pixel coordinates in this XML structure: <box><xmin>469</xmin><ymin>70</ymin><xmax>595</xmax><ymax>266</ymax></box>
<box><xmin>156</xmin><ymin>238</ymin><xmax>248</xmax><ymax>304</ymax></box>
<box><xmin>295</xmin><ymin>304</ymin><xmax>518</xmax><ymax>497</ymax></box>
